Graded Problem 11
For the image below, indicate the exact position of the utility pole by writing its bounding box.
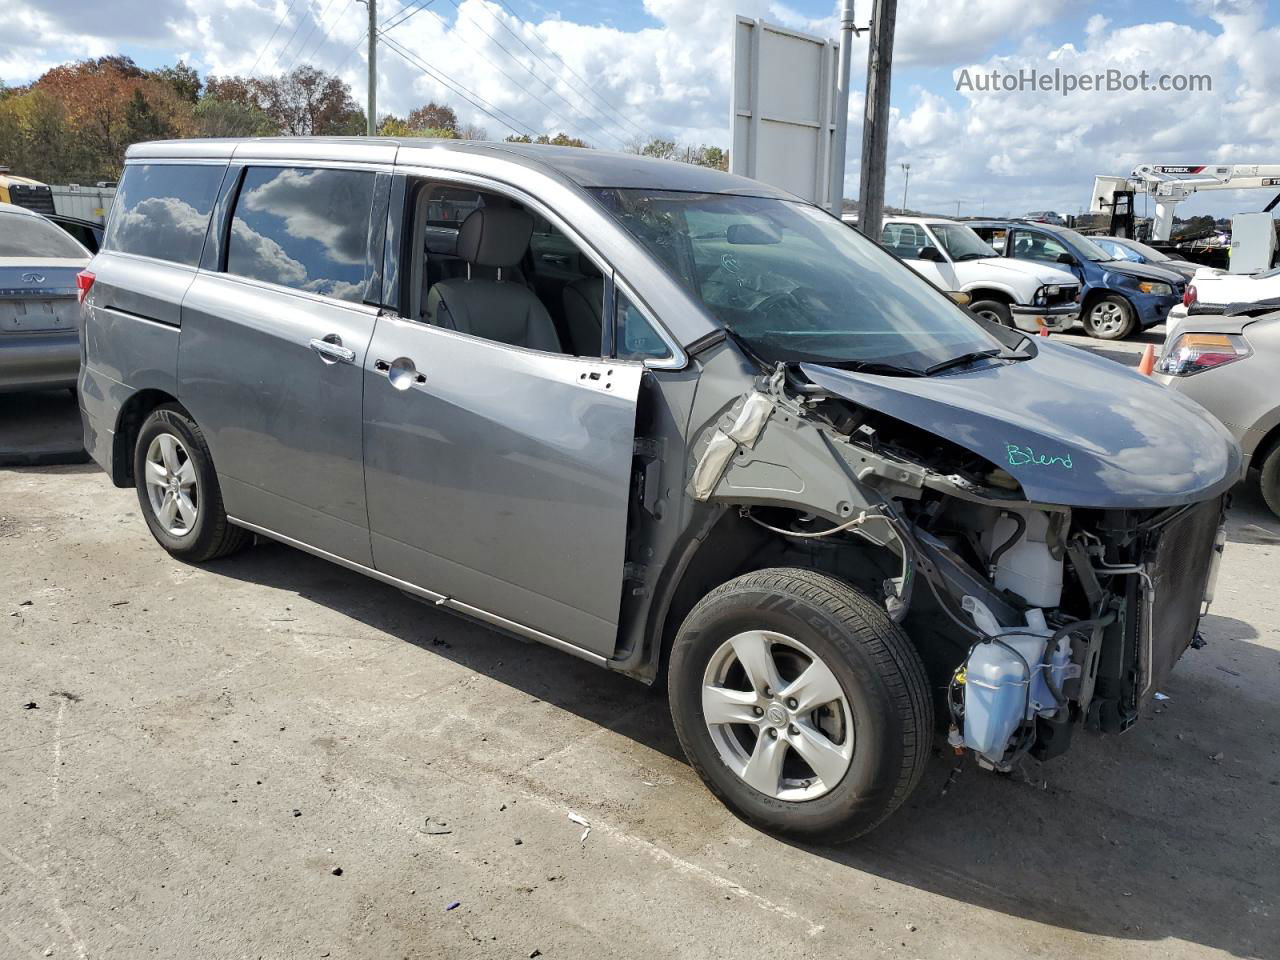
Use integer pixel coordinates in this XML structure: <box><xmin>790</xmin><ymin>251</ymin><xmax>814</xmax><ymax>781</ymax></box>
<box><xmin>855</xmin><ymin>0</ymin><xmax>896</xmax><ymax>236</ymax></box>
<box><xmin>828</xmin><ymin>0</ymin><xmax>857</xmax><ymax>216</ymax></box>
<box><xmin>901</xmin><ymin>162</ymin><xmax>910</xmax><ymax>212</ymax></box>
<box><xmin>366</xmin><ymin>0</ymin><xmax>377</xmax><ymax>136</ymax></box>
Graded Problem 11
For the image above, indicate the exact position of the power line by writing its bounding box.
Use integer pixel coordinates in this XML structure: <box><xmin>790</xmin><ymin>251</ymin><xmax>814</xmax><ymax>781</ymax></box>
<box><xmin>259</xmin><ymin>0</ymin><xmax>315</xmax><ymax>75</ymax></box>
<box><xmin>332</xmin><ymin>0</ymin><xmax>426</xmax><ymax>76</ymax></box>
<box><xmin>437</xmin><ymin>0</ymin><xmax>627</xmax><ymax>147</ymax></box>
<box><xmin>288</xmin><ymin>0</ymin><xmax>352</xmax><ymax>71</ymax></box>
<box><xmin>249</xmin><ymin>0</ymin><xmax>303</xmax><ymax>75</ymax></box>
<box><xmin>418</xmin><ymin>5</ymin><xmax>618</xmax><ymax>146</ymax></box>
<box><xmin>490</xmin><ymin>0</ymin><xmax>649</xmax><ymax>142</ymax></box>
<box><xmin>379</xmin><ymin>32</ymin><xmax>538</xmax><ymax>138</ymax></box>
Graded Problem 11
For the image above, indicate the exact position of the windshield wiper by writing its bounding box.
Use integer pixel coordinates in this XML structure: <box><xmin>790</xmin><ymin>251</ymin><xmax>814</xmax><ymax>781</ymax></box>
<box><xmin>831</xmin><ymin>359</ymin><xmax>924</xmax><ymax>377</ymax></box>
<box><xmin>953</xmin><ymin>252</ymin><xmax>990</xmax><ymax>261</ymax></box>
<box><xmin>924</xmin><ymin>349</ymin><xmax>1004</xmax><ymax>376</ymax></box>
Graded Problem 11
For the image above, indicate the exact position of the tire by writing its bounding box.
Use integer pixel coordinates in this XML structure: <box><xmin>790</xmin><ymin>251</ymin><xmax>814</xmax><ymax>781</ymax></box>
<box><xmin>668</xmin><ymin>568</ymin><xmax>933</xmax><ymax>843</ymax></box>
<box><xmin>1257</xmin><ymin>441</ymin><xmax>1280</xmax><ymax>520</ymax></box>
<box><xmin>1082</xmin><ymin>294</ymin><xmax>1136</xmax><ymax>340</ymax></box>
<box><xmin>968</xmin><ymin>300</ymin><xmax>1013</xmax><ymax>327</ymax></box>
<box><xmin>133</xmin><ymin>404</ymin><xmax>250</xmax><ymax>562</ymax></box>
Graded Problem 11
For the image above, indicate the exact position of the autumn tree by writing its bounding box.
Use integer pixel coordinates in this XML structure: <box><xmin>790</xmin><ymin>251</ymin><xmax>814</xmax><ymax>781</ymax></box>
<box><xmin>407</xmin><ymin>102</ymin><xmax>457</xmax><ymax>133</ymax></box>
<box><xmin>504</xmin><ymin>132</ymin><xmax>588</xmax><ymax>147</ymax></box>
<box><xmin>31</xmin><ymin>56</ymin><xmax>191</xmax><ymax>176</ymax></box>
<box><xmin>150</xmin><ymin>61</ymin><xmax>201</xmax><ymax>103</ymax></box>
<box><xmin>192</xmin><ymin>97</ymin><xmax>275</xmax><ymax>138</ymax></box>
<box><xmin>204</xmin><ymin>66</ymin><xmax>363</xmax><ymax>136</ymax></box>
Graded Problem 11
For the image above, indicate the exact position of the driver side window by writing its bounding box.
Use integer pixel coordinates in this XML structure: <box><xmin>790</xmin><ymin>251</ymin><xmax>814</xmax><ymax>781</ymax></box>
<box><xmin>1011</xmin><ymin>229</ymin><xmax>1069</xmax><ymax>263</ymax></box>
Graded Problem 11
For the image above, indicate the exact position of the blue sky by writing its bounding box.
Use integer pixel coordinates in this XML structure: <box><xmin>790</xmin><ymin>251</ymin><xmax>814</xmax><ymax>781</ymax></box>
<box><xmin>4</xmin><ymin>0</ymin><xmax>1279</xmax><ymax>219</ymax></box>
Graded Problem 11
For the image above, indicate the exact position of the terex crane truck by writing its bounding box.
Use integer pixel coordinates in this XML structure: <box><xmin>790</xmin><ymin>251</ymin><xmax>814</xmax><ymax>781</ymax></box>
<box><xmin>1093</xmin><ymin>165</ymin><xmax>1280</xmax><ymax>272</ymax></box>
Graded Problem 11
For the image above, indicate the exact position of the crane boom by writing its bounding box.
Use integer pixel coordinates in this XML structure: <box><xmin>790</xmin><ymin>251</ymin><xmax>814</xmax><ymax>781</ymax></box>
<box><xmin>1093</xmin><ymin>164</ymin><xmax>1280</xmax><ymax>240</ymax></box>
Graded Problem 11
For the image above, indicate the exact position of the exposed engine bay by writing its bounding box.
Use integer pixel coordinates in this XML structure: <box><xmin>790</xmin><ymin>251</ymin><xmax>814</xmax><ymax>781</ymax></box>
<box><xmin>687</xmin><ymin>362</ymin><xmax>1228</xmax><ymax>772</ymax></box>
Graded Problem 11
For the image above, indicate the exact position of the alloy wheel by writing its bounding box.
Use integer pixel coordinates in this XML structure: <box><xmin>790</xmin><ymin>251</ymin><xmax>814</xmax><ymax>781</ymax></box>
<box><xmin>1089</xmin><ymin>301</ymin><xmax>1126</xmax><ymax>336</ymax></box>
<box><xmin>701</xmin><ymin>630</ymin><xmax>855</xmax><ymax>801</ymax></box>
<box><xmin>144</xmin><ymin>433</ymin><xmax>199</xmax><ymax>537</ymax></box>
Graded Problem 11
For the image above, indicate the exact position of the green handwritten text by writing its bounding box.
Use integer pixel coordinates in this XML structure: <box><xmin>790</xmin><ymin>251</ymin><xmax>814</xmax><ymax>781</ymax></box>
<box><xmin>1006</xmin><ymin>443</ymin><xmax>1073</xmax><ymax>469</ymax></box>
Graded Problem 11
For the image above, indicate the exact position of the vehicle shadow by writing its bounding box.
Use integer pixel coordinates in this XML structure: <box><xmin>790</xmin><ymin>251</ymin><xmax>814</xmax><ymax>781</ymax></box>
<box><xmin>0</xmin><ymin>387</ymin><xmax>88</xmax><ymax>466</ymax></box>
<box><xmin>206</xmin><ymin>536</ymin><xmax>1278</xmax><ymax>957</ymax></box>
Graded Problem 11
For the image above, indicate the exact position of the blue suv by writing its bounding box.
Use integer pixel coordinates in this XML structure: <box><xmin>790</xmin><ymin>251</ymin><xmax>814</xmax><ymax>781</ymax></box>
<box><xmin>969</xmin><ymin>220</ymin><xmax>1186</xmax><ymax>340</ymax></box>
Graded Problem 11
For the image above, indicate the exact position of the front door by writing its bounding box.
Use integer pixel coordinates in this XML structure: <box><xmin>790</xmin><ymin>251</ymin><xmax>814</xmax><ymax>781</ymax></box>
<box><xmin>362</xmin><ymin>316</ymin><xmax>642</xmax><ymax>657</ymax></box>
<box><xmin>881</xmin><ymin>222</ymin><xmax>958</xmax><ymax>289</ymax></box>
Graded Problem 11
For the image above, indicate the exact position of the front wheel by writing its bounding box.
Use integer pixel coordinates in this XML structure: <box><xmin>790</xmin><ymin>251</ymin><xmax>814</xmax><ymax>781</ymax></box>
<box><xmin>1083</xmin><ymin>294</ymin><xmax>1136</xmax><ymax>340</ymax></box>
<box><xmin>968</xmin><ymin>300</ymin><xmax>1013</xmax><ymax>327</ymax></box>
<box><xmin>133</xmin><ymin>404</ymin><xmax>250</xmax><ymax>563</ymax></box>
<box><xmin>668</xmin><ymin>568</ymin><xmax>933</xmax><ymax>843</ymax></box>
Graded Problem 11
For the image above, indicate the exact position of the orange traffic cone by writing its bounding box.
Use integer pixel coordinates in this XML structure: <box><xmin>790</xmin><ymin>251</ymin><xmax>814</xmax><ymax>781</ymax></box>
<box><xmin>1138</xmin><ymin>344</ymin><xmax>1156</xmax><ymax>376</ymax></box>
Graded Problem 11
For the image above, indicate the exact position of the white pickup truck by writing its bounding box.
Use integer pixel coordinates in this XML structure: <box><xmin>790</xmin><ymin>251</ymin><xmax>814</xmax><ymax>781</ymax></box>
<box><xmin>881</xmin><ymin>217</ymin><xmax>1081</xmax><ymax>331</ymax></box>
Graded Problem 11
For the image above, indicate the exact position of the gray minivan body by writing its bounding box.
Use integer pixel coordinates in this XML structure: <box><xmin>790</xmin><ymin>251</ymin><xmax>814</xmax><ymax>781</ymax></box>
<box><xmin>80</xmin><ymin>137</ymin><xmax>1238</xmax><ymax>841</ymax></box>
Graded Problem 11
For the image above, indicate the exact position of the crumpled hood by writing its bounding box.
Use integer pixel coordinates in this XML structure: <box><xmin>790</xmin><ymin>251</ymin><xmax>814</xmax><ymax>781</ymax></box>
<box><xmin>801</xmin><ymin>339</ymin><xmax>1241</xmax><ymax>508</ymax></box>
<box><xmin>976</xmin><ymin>257</ymin><xmax>1077</xmax><ymax>286</ymax></box>
<box><xmin>1100</xmin><ymin>259</ymin><xmax>1186</xmax><ymax>286</ymax></box>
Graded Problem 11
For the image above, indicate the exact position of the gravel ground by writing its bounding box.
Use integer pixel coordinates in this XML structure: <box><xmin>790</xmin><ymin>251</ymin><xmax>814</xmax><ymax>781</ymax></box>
<box><xmin>2</xmin><ymin>325</ymin><xmax>1278</xmax><ymax>960</ymax></box>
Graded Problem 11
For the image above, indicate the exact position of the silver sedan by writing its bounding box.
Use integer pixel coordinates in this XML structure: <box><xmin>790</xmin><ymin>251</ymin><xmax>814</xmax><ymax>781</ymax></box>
<box><xmin>0</xmin><ymin>201</ymin><xmax>90</xmax><ymax>393</ymax></box>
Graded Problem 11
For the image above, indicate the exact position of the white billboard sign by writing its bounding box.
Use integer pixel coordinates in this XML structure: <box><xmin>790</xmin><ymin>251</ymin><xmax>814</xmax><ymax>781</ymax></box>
<box><xmin>730</xmin><ymin>16</ymin><xmax>840</xmax><ymax>210</ymax></box>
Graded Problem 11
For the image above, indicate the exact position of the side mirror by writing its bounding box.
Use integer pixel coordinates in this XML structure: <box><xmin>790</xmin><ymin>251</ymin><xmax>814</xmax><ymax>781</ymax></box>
<box><xmin>1057</xmin><ymin>252</ymin><xmax>1079</xmax><ymax>266</ymax></box>
<box><xmin>917</xmin><ymin>245</ymin><xmax>946</xmax><ymax>263</ymax></box>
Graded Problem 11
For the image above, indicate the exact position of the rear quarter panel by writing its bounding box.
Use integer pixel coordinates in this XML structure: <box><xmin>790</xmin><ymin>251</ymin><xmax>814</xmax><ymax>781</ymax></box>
<box><xmin>78</xmin><ymin>252</ymin><xmax>194</xmax><ymax>472</ymax></box>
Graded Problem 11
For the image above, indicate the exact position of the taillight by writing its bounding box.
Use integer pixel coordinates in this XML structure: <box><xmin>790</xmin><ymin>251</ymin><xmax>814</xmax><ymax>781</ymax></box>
<box><xmin>1156</xmin><ymin>332</ymin><xmax>1250</xmax><ymax>377</ymax></box>
<box><xmin>1183</xmin><ymin>283</ymin><xmax>1197</xmax><ymax>308</ymax></box>
<box><xmin>76</xmin><ymin>270</ymin><xmax>95</xmax><ymax>304</ymax></box>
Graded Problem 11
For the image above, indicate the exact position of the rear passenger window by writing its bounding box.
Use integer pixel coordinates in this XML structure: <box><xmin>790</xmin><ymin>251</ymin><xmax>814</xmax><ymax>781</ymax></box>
<box><xmin>103</xmin><ymin>163</ymin><xmax>223</xmax><ymax>266</ymax></box>
<box><xmin>227</xmin><ymin>167</ymin><xmax>375</xmax><ymax>303</ymax></box>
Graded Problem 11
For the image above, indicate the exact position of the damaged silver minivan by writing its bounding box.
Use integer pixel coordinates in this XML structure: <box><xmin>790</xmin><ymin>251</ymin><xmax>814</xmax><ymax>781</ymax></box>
<box><xmin>79</xmin><ymin>138</ymin><xmax>1239</xmax><ymax>841</ymax></box>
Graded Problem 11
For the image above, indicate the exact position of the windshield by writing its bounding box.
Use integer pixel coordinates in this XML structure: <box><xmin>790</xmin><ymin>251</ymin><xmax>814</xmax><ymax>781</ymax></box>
<box><xmin>1053</xmin><ymin>227</ymin><xmax>1113</xmax><ymax>262</ymax></box>
<box><xmin>591</xmin><ymin>189</ymin><xmax>1001</xmax><ymax>371</ymax></box>
<box><xmin>1118</xmin><ymin>238</ymin><xmax>1169</xmax><ymax>261</ymax></box>
<box><xmin>0</xmin><ymin>212</ymin><xmax>87</xmax><ymax>259</ymax></box>
<box><xmin>930</xmin><ymin>223</ymin><xmax>998</xmax><ymax>261</ymax></box>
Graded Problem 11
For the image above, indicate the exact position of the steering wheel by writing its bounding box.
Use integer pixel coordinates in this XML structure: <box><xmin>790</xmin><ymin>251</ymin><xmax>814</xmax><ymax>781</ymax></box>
<box><xmin>754</xmin><ymin>287</ymin><xmax>822</xmax><ymax>324</ymax></box>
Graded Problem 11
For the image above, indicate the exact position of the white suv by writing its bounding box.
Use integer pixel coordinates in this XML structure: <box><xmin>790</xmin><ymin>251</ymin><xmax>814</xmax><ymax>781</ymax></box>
<box><xmin>882</xmin><ymin>217</ymin><xmax>1081</xmax><ymax>331</ymax></box>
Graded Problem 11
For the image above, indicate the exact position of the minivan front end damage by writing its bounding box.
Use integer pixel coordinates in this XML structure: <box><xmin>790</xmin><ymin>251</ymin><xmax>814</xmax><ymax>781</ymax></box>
<box><xmin>687</xmin><ymin>364</ymin><xmax>1230</xmax><ymax>772</ymax></box>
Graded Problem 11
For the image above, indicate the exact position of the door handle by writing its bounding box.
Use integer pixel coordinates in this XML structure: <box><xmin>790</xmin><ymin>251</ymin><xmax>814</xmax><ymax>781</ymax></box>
<box><xmin>309</xmin><ymin>336</ymin><xmax>355</xmax><ymax>364</ymax></box>
<box><xmin>540</xmin><ymin>253</ymin><xmax>569</xmax><ymax>265</ymax></box>
<box><xmin>375</xmin><ymin>356</ymin><xmax>427</xmax><ymax>390</ymax></box>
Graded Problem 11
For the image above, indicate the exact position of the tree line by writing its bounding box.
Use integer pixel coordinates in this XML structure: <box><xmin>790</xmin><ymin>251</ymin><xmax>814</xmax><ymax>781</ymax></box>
<box><xmin>0</xmin><ymin>56</ymin><xmax>727</xmax><ymax>184</ymax></box>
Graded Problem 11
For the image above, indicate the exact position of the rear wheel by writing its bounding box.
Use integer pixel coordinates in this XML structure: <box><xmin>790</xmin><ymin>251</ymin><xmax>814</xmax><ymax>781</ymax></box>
<box><xmin>668</xmin><ymin>568</ymin><xmax>932</xmax><ymax>843</ymax></box>
<box><xmin>133</xmin><ymin>405</ymin><xmax>249</xmax><ymax>562</ymax></box>
<box><xmin>1083</xmin><ymin>294</ymin><xmax>1136</xmax><ymax>340</ymax></box>
<box><xmin>969</xmin><ymin>300</ymin><xmax>1013</xmax><ymax>327</ymax></box>
<box><xmin>1257</xmin><ymin>442</ymin><xmax>1280</xmax><ymax>520</ymax></box>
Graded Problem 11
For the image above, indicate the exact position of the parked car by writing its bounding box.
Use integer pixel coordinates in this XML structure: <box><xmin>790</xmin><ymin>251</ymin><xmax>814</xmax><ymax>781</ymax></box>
<box><xmin>1165</xmin><ymin>264</ymin><xmax>1280</xmax><ymax>344</ymax></box>
<box><xmin>881</xmin><ymin>217</ymin><xmax>1080</xmax><ymax>331</ymax></box>
<box><xmin>1024</xmin><ymin>211</ymin><xmax>1065</xmax><ymax>226</ymax></box>
<box><xmin>1156</xmin><ymin>306</ymin><xmax>1280</xmax><ymax>516</ymax></box>
<box><xmin>969</xmin><ymin>220</ymin><xmax>1186</xmax><ymax>340</ymax></box>
<box><xmin>1090</xmin><ymin>235</ymin><xmax>1198</xmax><ymax>281</ymax></box>
<box><xmin>80</xmin><ymin>138</ymin><xmax>1237</xmax><ymax>842</ymax></box>
<box><xmin>0</xmin><ymin>201</ymin><xmax>91</xmax><ymax>393</ymax></box>
<box><xmin>45</xmin><ymin>213</ymin><xmax>104</xmax><ymax>253</ymax></box>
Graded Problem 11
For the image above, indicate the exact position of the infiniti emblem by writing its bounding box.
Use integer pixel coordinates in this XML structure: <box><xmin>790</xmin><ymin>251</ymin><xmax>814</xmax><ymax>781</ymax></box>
<box><xmin>21</xmin><ymin>272</ymin><xmax>45</xmax><ymax>284</ymax></box>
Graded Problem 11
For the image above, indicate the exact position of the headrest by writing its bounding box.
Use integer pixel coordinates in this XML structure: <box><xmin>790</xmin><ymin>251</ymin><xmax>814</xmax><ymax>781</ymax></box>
<box><xmin>456</xmin><ymin>208</ymin><xmax>533</xmax><ymax>268</ymax></box>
